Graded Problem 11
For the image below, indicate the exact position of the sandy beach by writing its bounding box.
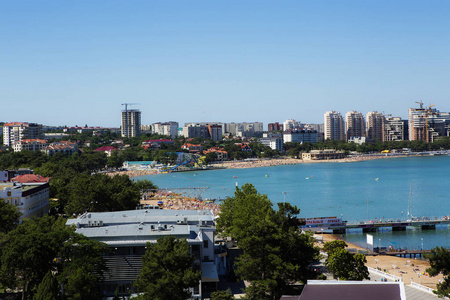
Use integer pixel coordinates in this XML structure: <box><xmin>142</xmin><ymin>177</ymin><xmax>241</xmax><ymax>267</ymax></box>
<box><xmin>140</xmin><ymin>191</ymin><xmax>221</xmax><ymax>216</ymax></box>
<box><xmin>212</xmin><ymin>155</ymin><xmax>390</xmax><ymax>169</ymax></box>
<box><xmin>107</xmin><ymin>155</ymin><xmax>394</xmax><ymax>178</ymax></box>
<box><xmin>319</xmin><ymin>234</ymin><xmax>444</xmax><ymax>289</ymax></box>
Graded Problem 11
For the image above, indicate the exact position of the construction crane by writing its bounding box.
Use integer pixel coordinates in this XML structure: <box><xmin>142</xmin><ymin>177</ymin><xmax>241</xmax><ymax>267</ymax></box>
<box><xmin>415</xmin><ymin>101</ymin><xmax>424</xmax><ymax>109</ymax></box>
<box><xmin>425</xmin><ymin>104</ymin><xmax>435</xmax><ymax>142</ymax></box>
<box><xmin>121</xmin><ymin>103</ymin><xmax>139</xmax><ymax>138</ymax></box>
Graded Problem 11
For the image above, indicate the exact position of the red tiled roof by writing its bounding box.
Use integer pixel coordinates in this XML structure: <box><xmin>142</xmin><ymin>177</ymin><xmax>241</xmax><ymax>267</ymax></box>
<box><xmin>11</xmin><ymin>174</ymin><xmax>51</xmax><ymax>183</ymax></box>
<box><xmin>94</xmin><ymin>146</ymin><xmax>118</xmax><ymax>152</ymax></box>
<box><xmin>4</xmin><ymin>122</ymin><xmax>27</xmax><ymax>126</ymax></box>
<box><xmin>20</xmin><ymin>139</ymin><xmax>48</xmax><ymax>144</ymax></box>
<box><xmin>143</xmin><ymin>139</ymin><xmax>174</xmax><ymax>143</ymax></box>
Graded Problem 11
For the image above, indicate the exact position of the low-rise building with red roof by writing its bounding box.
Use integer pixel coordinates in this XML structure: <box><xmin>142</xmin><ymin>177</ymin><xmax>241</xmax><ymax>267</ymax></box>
<box><xmin>181</xmin><ymin>143</ymin><xmax>203</xmax><ymax>153</ymax></box>
<box><xmin>94</xmin><ymin>146</ymin><xmax>119</xmax><ymax>157</ymax></box>
<box><xmin>13</xmin><ymin>139</ymin><xmax>48</xmax><ymax>152</ymax></box>
<box><xmin>43</xmin><ymin>141</ymin><xmax>78</xmax><ymax>156</ymax></box>
<box><xmin>203</xmin><ymin>147</ymin><xmax>228</xmax><ymax>161</ymax></box>
<box><xmin>141</xmin><ymin>139</ymin><xmax>175</xmax><ymax>150</ymax></box>
<box><xmin>11</xmin><ymin>174</ymin><xmax>51</xmax><ymax>184</ymax></box>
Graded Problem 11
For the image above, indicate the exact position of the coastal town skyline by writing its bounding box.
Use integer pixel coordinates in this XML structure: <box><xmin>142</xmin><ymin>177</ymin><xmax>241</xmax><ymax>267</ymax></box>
<box><xmin>2</xmin><ymin>1</ymin><xmax>450</xmax><ymax>127</ymax></box>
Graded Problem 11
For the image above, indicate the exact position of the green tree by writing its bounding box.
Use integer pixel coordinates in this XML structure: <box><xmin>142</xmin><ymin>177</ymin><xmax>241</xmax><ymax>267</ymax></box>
<box><xmin>0</xmin><ymin>216</ymin><xmax>68</xmax><ymax>299</ymax></box>
<box><xmin>134</xmin><ymin>236</ymin><xmax>201</xmax><ymax>300</ymax></box>
<box><xmin>0</xmin><ymin>216</ymin><xmax>108</xmax><ymax>300</ymax></box>
<box><xmin>323</xmin><ymin>240</ymin><xmax>347</xmax><ymax>254</ymax></box>
<box><xmin>204</xmin><ymin>151</ymin><xmax>218</xmax><ymax>164</ymax></box>
<box><xmin>64</xmin><ymin>174</ymin><xmax>142</xmax><ymax>215</ymax></box>
<box><xmin>134</xmin><ymin>179</ymin><xmax>158</xmax><ymax>191</ymax></box>
<box><xmin>0</xmin><ymin>199</ymin><xmax>22</xmax><ymax>233</ymax></box>
<box><xmin>210</xmin><ymin>290</ymin><xmax>236</xmax><ymax>300</ymax></box>
<box><xmin>217</xmin><ymin>184</ymin><xmax>320</xmax><ymax>300</ymax></box>
<box><xmin>33</xmin><ymin>271</ymin><xmax>59</xmax><ymax>300</ymax></box>
<box><xmin>426</xmin><ymin>246</ymin><xmax>450</xmax><ymax>297</ymax></box>
<box><xmin>57</xmin><ymin>233</ymin><xmax>109</xmax><ymax>300</ymax></box>
<box><xmin>325</xmin><ymin>247</ymin><xmax>369</xmax><ymax>280</ymax></box>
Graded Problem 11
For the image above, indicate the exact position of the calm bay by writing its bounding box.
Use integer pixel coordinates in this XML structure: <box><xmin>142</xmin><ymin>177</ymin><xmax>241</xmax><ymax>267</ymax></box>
<box><xmin>137</xmin><ymin>156</ymin><xmax>450</xmax><ymax>250</ymax></box>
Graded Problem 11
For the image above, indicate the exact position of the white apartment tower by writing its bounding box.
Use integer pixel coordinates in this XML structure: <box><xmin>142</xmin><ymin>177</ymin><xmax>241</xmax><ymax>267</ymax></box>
<box><xmin>324</xmin><ymin>111</ymin><xmax>345</xmax><ymax>141</ymax></box>
<box><xmin>121</xmin><ymin>109</ymin><xmax>141</xmax><ymax>138</ymax></box>
<box><xmin>366</xmin><ymin>111</ymin><xmax>385</xmax><ymax>142</ymax></box>
<box><xmin>3</xmin><ymin>122</ymin><xmax>43</xmax><ymax>147</ymax></box>
<box><xmin>283</xmin><ymin>119</ymin><xmax>302</xmax><ymax>131</ymax></box>
<box><xmin>345</xmin><ymin>111</ymin><xmax>365</xmax><ymax>141</ymax></box>
<box><xmin>151</xmin><ymin>122</ymin><xmax>179</xmax><ymax>138</ymax></box>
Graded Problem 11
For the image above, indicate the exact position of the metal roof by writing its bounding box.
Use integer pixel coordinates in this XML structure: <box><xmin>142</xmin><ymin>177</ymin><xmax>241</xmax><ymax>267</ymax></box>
<box><xmin>66</xmin><ymin>209</ymin><xmax>215</xmax><ymax>227</ymax></box>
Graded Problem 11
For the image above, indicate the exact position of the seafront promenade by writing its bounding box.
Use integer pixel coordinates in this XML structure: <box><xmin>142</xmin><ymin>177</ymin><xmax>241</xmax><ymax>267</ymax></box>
<box><xmin>320</xmin><ymin>234</ymin><xmax>445</xmax><ymax>289</ymax></box>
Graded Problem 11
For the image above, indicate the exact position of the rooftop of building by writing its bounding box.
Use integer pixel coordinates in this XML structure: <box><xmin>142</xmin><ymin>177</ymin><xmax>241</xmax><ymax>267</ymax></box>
<box><xmin>298</xmin><ymin>280</ymin><xmax>405</xmax><ymax>300</ymax></box>
<box><xmin>4</xmin><ymin>122</ymin><xmax>28</xmax><ymax>127</ymax></box>
<box><xmin>142</xmin><ymin>139</ymin><xmax>174</xmax><ymax>143</ymax></box>
<box><xmin>19</xmin><ymin>139</ymin><xmax>48</xmax><ymax>144</ymax></box>
<box><xmin>11</xmin><ymin>174</ymin><xmax>51</xmax><ymax>183</ymax></box>
<box><xmin>66</xmin><ymin>209</ymin><xmax>215</xmax><ymax>227</ymax></box>
<box><xmin>94</xmin><ymin>146</ymin><xmax>118</xmax><ymax>152</ymax></box>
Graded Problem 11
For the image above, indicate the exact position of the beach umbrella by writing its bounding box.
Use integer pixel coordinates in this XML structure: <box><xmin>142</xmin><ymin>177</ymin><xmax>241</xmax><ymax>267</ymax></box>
<box><xmin>157</xmin><ymin>201</ymin><xmax>163</xmax><ymax>204</ymax></box>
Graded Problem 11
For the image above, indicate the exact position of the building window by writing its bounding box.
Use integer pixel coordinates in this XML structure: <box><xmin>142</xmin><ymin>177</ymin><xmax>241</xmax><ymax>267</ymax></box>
<box><xmin>203</xmin><ymin>240</ymin><xmax>208</xmax><ymax>248</ymax></box>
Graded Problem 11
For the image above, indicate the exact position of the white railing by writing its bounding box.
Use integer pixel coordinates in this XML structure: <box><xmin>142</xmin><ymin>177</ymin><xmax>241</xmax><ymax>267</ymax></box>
<box><xmin>368</xmin><ymin>267</ymin><xmax>402</xmax><ymax>282</ymax></box>
<box><xmin>410</xmin><ymin>281</ymin><xmax>437</xmax><ymax>295</ymax></box>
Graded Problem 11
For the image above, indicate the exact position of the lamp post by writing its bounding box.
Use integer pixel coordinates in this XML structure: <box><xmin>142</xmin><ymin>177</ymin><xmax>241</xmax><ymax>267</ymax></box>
<box><xmin>282</xmin><ymin>192</ymin><xmax>286</xmax><ymax>204</ymax></box>
<box><xmin>418</xmin><ymin>273</ymin><xmax>421</xmax><ymax>285</ymax></box>
<box><xmin>375</xmin><ymin>259</ymin><xmax>378</xmax><ymax>269</ymax></box>
<box><xmin>379</xmin><ymin>238</ymin><xmax>381</xmax><ymax>250</ymax></box>
<box><xmin>421</xmin><ymin>238</ymin><xmax>424</xmax><ymax>251</ymax></box>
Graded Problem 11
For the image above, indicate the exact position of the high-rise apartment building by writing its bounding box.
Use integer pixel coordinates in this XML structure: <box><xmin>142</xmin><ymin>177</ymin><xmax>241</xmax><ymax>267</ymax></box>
<box><xmin>151</xmin><ymin>122</ymin><xmax>179</xmax><ymax>138</ymax></box>
<box><xmin>324</xmin><ymin>111</ymin><xmax>345</xmax><ymax>141</ymax></box>
<box><xmin>345</xmin><ymin>111</ymin><xmax>365</xmax><ymax>142</ymax></box>
<box><xmin>283</xmin><ymin>119</ymin><xmax>302</xmax><ymax>131</ymax></box>
<box><xmin>3</xmin><ymin>122</ymin><xmax>43</xmax><ymax>147</ymax></box>
<box><xmin>223</xmin><ymin>122</ymin><xmax>263</xmax><ymax>137</ymax></box>
<box><xmin>384</xmin><ymin>117</ymin><xmax>408</xmax><ymax>142</ymax></box>
<box><xmin>366</xmin><ymin>111</ymin><xmax>385</xmax><ymax>142</ymax></box>
<box><xmin>181</xmin><ymin>123</ymin><xmax>212</xmax><ymax>140</ymax></box>
<box><xmin>121</xmin><ymin>109</ymin><xmax>141</xmax><ymax>138</ymax></box>
<box><xmin>268</xmin><ymin>122</ymin><xmax>283</xmax><ymax>131</ymax></box>
<box><xmin>407</xmin><ymin>103</ymin><xmax>450</xmax><ymax>142</ymax></box>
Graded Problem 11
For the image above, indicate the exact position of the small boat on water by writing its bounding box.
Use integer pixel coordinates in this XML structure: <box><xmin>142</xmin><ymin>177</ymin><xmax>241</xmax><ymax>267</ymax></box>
<box><xmin>233</xmin><ymin>176</ymin><xmax>238</xmax><ymax>178</ymax></box>
<box><xmin>265</xmin><ymin>175</ymin><xmax>269</xmax><ymax>177</ymax></box>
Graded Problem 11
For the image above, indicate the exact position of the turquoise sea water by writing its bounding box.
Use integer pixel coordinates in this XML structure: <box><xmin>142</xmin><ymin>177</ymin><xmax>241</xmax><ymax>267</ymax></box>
<box><xmin>137</xmin><ymin>156</ymin><xmax>450</xmax><ymax>250</ymax></box>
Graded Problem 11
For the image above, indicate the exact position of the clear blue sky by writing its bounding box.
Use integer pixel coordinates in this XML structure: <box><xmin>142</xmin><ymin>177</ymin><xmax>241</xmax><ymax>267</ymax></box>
<box><xmin>1</xmin><ymin>1</ymin><xmax>450</xmax><ymax>127</ymax></box>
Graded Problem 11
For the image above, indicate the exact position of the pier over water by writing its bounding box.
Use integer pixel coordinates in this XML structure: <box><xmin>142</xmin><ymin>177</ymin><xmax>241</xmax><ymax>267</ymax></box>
<box><xmin>327</xmin><ymin>217</ymin><xmax>450</xmax><ymax>234</ymax></box>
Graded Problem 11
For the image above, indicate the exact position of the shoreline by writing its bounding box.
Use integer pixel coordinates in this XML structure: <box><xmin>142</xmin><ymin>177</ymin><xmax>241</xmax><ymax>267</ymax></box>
<box><xmin>109</xmin><ymin>155</ymin><xmax>398</xmax><ymax>178</ymax></box>
<box><xmin>211</xmin><ymin>155</ymin><xmax>394</xmax><ymax>170</ymax></box>
<box><xmin>320</xmin><ymin>234</ymin><xmax>444</xmax><ymax>289</ymax></box>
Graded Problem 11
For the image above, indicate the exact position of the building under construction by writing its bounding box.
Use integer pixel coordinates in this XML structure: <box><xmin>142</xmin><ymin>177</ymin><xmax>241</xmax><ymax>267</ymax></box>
<box><xmin>408</xmin><ymin>102</ymin><xmax>450</xmax><ymax>142</ymax></box>
<box><xmin>121</xmin><ymin>103</ymin><xmax>141</xmax><ymax>138</ymax></box>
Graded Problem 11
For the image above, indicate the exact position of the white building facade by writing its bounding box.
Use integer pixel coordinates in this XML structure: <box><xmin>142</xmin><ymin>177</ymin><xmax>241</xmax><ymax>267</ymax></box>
<box><xmin>324</xmin><ymin>111</ymin><xmax>345</xmax><ymax>141</ymax></box>
<box><xmin>0</xmin><ymin>182</ymin><xmax>50</xmax><ymax>220</ymax></box>
<box><xmin>66</xmin><ymin>209</ymin><xmax>223</xmax><ymax>299</ymax></box>
<box><xmin>345</xmin><ymin>111</ymin><xmax>365</xmax><ymax>142</ymax></box>
<box><xmin>151</xmin><ymin>122</ymin><xmax>179</xmax><ymax>138</ymax></box>
<box><xmin>3</xmin><ymin>122</ymin><xmax>43</xmax><ymax>147</ymax></box>
<box><xmin>366</xmin><ymin>111</ymin><xmax>385</xmax><ymax>142</ymax></box>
